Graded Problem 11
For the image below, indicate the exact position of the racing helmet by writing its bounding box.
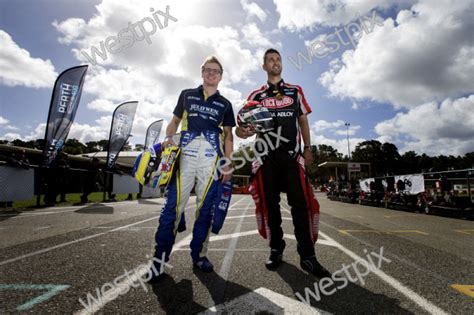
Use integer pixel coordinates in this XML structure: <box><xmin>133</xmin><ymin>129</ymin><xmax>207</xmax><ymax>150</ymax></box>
<box><xmin>237</xmin><ymin>100</ymin><xmax>274</xmax><ymax>133</ymax></box>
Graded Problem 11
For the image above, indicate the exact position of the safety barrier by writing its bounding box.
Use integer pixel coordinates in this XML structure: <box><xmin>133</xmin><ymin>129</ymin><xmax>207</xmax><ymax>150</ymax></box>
<box><xmin>326</xmin><ymin>169</ymin><xmax>474</xmax><ymax>218</ymax></box>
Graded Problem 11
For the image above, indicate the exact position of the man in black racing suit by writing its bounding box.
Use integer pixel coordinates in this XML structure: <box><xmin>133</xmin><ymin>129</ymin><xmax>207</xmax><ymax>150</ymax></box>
<box><xmin>236</xmin><ymin>48</ymin><xmax>330</xmax><ymax>278</ymax></box>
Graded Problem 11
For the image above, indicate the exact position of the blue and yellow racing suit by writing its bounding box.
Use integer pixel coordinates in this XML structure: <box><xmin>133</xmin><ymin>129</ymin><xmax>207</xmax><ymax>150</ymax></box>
<box><xmin>153</xmin><ymin>85</ymin><xmax>235</xmax><ymax>263</ymax></box>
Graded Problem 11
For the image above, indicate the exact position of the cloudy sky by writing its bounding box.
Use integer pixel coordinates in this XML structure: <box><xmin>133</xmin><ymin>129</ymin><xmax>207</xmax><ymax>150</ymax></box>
<box><xmin>0</xmin><ymin>0</ymin><xmax>473</xmax><ymax>156</ymax></box>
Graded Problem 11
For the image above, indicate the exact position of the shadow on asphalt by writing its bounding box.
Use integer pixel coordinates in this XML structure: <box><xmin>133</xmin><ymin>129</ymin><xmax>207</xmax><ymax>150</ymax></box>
<box><xmin>423</xmin><ymin>208</ymin><xmax>474</xmax><ymax>221</ymax></box>
<box><xmin>193</xmin><ymin>268</ymin><xmax>281</xmax><ymax>313</ymax></box>
<box><xmin>75</xmin><ymin>203</ymin><xmax>114</xmax><ymax>214</ymax></box>
<box><xmin>0</xmin><ymin>210</ymin><xmax>21</xmax><ymax>221</ymax></box>
<box><xmin>150</xmin><ymin>274</ymin><xmax>206</xmax><ymax>314</ymax></box>
<box><xmin>138</xmin><ymin>199</ymin><xmax>164</xmax><ymax>206</ymax></box>
<box><xmin>0</xmin><ymin>203</ymin><xmax>54</xmax><ymax>221</ymax></box>
<box><xmin>276</xmin><ymin>261</ymin><xmax>414</xmax><ymax>314</ymax></box>
<box><xmin>149</xmin><ymin>269</ymin><xmax>283</xmax><ymax>314</ymax></box>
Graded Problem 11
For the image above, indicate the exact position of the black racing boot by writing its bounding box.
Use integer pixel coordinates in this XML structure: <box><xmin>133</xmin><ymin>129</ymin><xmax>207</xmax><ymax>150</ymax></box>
<box><xmin>265</xmin><ymin>240</ymin><xmax>286</xmax><ymax>270</ymax></box>
<box><xmin>300</xmin><ymin>255</ymin><xmax>331</xmax><ymax>278</ymax></box>
<box><xmin>147</xmin><ymin>260</ymin><xmax>166</xmax><ymax>285</ymax></box>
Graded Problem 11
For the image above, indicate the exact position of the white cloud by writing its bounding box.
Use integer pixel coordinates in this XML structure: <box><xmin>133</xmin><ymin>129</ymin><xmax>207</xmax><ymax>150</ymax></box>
<box><xmin>0</xmin><ymin>116</ymin><xmax>8</xmax><ymax>125</ymax></box>
<box><xmin>86</xmin><ymin>99</ymin><xmax>117</xmax><ymax>112</ymax></box>
<box><xmin>335</xmin><ymin>125</ymin><xmax>360</xmax><ymax>136</ymax></box>
<box><xmin>52</xmin><ymin>0</ymin><xmax>270</xmax><ymax>144</ymax></box>
<box><xmin>52</xmin><ymin>18</ymin><xmax>87</xmax><ymax>45</ymax></box>
<box><xmin>312</xmin><ymin>119</ymin><xmax>360</xmax><ymax>136</ymax></box>
<box><xmin>311</xmin><ymin>133</ymin><xmax>366</xmax><ymax>159</ymax></box>
<box><xmin>313</xmin><ymin>119</ymin><xmax>345</xmax><ymax>132</ymax></box>
<box><xmin>374</xmin><ymin>95</ymin><xmax>474</xmax><ymax>155</ymax></box>
<box><xmin>351</xmin><ymin>102</ymin><xmax>372</xmax><ymax>110</ymax></box>
<box><xmin>4</xmin><ymin>123</ymin><xmax>47</xmax><ymax>142</ymax></box>
<box><xmin>2</xmin><ymin>133</ymin><xmax>21</xmax><ymax>141</ymax></box>
<box><xmin>241</xmin><ymin>23</ymin><xmax>272</xmax><ymax>47</ymax></box>
<box><xmin>4</xmin><ymin>125</ymin><xmax>19</xmax><ymax>131</ymax></box>
<box><xmin>319</xmin><ymin>0</ymin><xmax>474</xmax><ymax>108</ymax></box>
<box><xmin>68</xmin><ymin>120</ymin><xmax>110</xmax><ymax>143</ymax></box>
<box><xmin>0</xmin><ymin>30</ymin><xmax>57</xmax><ymax>88</ymax></box>
<box><xmin>241</xmin><ymin>0</ymin><xmax>267</xmax><ymax>22</ymax></box>
<box><xmin>273</xmin><ymin>0</ymin><xmax>415</xmax><ymax>30</ymax></box>
<box><xmin>10</xmin><ymin>116</ymin><xmax>111</xmax><ymax>144</ymax></box>
<box><xmin>310</xmin><ymin>120</ymin><xmax>364</xmax><ymax>157</ymax></box>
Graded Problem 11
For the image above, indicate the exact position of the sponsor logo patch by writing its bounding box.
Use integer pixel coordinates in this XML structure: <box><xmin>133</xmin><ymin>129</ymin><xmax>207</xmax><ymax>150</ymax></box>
<box><xmin>261</xmin><ymin>96</ymin><xmax>294</xmax><ymax>109</ymax></box>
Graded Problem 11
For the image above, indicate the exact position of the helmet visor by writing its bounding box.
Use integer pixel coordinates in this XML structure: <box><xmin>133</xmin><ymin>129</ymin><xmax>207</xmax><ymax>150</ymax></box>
<box><xmin>241</xmin><ymin>106</ymin><xmax>271</xmax><ymax>122</ymax></box>
<box><xmin>252</xmin><ymin>117</ymin><xmax>274</xmax><ymax>132</ymax></box>
<box><xmin>238</xmin><ymin>104</ymin><xmax>274</xmax><ymax>132</ymax></box>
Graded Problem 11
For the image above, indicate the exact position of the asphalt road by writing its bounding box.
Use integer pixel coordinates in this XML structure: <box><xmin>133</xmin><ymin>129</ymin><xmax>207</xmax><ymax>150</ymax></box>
<box><xmin>0</xmin><ymin>193</ymin><xmax>473</xmax><ymax>314</ymax></box>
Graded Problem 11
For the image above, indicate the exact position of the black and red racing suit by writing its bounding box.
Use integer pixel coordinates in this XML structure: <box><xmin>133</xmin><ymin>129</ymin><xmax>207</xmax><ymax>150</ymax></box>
<box><xmin>247</xmin><ymin>79</ymin><xmax>320</xmax><ymax>259</ymax></box>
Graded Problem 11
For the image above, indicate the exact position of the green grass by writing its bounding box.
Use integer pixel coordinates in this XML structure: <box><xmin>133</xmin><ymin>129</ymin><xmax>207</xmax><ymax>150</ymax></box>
<box><xmin>5</xmin><ymin>192</ymin><xmax>136</xmax><ymax>210</ymax></box>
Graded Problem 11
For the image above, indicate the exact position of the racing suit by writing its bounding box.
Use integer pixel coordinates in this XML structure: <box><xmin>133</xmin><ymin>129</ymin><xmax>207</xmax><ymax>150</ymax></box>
<box><xmin>247</xmin><ymin>79</ymin><xmax>319</xmax><ymax>259</ymax></box>
<box><xmin>153</xmin><ymin>85</ymin><xmax>235</xmax><ymax>263</ymax></box>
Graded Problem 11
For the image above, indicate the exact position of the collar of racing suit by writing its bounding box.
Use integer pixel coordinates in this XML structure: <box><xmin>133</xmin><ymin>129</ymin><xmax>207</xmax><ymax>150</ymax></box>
<box><xmin>266</xmin><ymin>79</ymin><xmax>285</xmax><ymax>98</ymax></box>
<box><xmin>197</xmin><ymin>84</ymin><xmax>221</xmax><ymax>100</ymax></box>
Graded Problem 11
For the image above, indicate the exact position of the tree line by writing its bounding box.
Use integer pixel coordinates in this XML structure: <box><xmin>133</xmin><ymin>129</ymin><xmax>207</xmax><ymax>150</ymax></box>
<box><xmin>307</xmin><ymin>140</ymin><xmax>474</xmax><ymax>178</ymax></box>
<box><xmin>0</xmin><ymin>138</ymin><xmax>134</xmax><ymax>155</ymax></box>
<box><xmin>2</xmin><ymin>138</ymin><xmax>473</xmax><ymax>177</ymax></box>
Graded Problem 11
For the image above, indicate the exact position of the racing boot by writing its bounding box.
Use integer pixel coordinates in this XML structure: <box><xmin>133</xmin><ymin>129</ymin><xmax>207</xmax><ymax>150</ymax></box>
<box><xmin>300</xmin><ymin>255</ymin><xmax>331</xmax><ymax>278</ymax></box>
<box><xmin>193</xmin><ymin>257</ymin><xmax>214</xmax><ymax>272</ymax></box>
<box><xmin>265</xmin><ymin>240</ymin><xmax>286</xmax><ymax>270</ymax></box>
<box><xmin>147</xmin><ymin>259</ymin><xmax>166</xmax><ymax>284</ymax></box>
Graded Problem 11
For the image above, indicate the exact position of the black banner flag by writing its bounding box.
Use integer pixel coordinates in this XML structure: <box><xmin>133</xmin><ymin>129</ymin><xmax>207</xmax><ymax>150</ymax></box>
<box><xmin>144</xmin><ymin>119</ymin><xmax>163</xmax><ymax>149</ymax></box>
<box><xmin>43</xmin><ymin>65</ymin><xmax>88</xmax><ymax>165</ymax></box>
<box><xmin>106</xmin><ymin>101</ymin><xmax>138</xmax><ymax>169</ymax></box>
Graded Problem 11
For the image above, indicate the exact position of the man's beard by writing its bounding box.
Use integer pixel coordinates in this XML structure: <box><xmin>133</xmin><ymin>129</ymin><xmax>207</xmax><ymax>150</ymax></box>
<box><xmin>269</xmin><ymin>66</ymin><xmax>281</xmax><ymax>76</ymax></box>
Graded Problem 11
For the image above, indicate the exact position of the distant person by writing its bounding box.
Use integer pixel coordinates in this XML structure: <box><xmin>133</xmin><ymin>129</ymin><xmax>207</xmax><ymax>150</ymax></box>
<box><xmin>107</xmin><ymin>164</ymin><xmax>124</xmax><ymax>202</ymax></box>
<box><xmin>44</xmin><ymin>158</ymin><xmax>60</xmax><ymax>207</ymax></box>
<box><xmin>80</xmin><ymin>158</ymin><xmax>100</xmax><ymax>204</ymax></box>
<box><xmin>57</xmin><ymin>152</ymin><xmax>70</xmax><ymax>203</ymax></box>
<box><xmin>18</xmin><ymin>150</ymin><xmax>30</xmax><ymax>169</ymax></box>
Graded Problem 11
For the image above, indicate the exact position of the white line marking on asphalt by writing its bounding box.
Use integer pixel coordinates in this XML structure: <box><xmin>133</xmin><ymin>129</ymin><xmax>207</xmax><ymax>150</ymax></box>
<box><xmin>87</xmin><ymin>226</ymin><xmax>114</xmax><ymax>229</ymax></box>
<box><xmin>88</xmin><ymin>226</ymin><xmax>156</xmax><ymax>231</ymax></box>
<box><xmin>125</xmin><ymin>227</ymin><xmax>157</xmax><ymax>231</ymax></box>
<box><xmin>318</xmin><ymin>231</ymin><xmax>448</xmax><ymax>315</ymax></box>
<box><xmin>207</xmin><ymin>199</ymin><xmax>252</xmax><ymax>308</ymax></box>
<box><xmin>173</xmin><ymin>234</ymin><xmax>196</xmax><ymax>251</ymax></box>
<box><xmin>200</xmin><ymin>287</ymin><xmax>330</xmax><ymax>314</ymax></box>
<box><xmin>209</xmin><ymin>230</ymin><xmax>259</xmax><ymax>242</ymax></box>
<box><xmin>0</xmin><ymin>233</ymin><xmax>103</xmax><ymax>267</ymax></box>
<box><xmin>174</xmin><ymin>248</ymin><xmax>269</xmax><ymax>252</ymax></box>
<box><xmin>280</xmin><ymin>204</ymin><xmax>339</xmax><ymax>248</ymax></box>
<box><xmin>0</xmin><ymin>216</ymin><xmax>161</xmax><ymax>266</ymax></box>
<box><xmin>33</xmin><ymin>226</ymin><xmax>52</xmax><ymax>231</ymax></box>
<box><xmin>6</xmin><ymin>208</ymin><xmax>80</xmax><ymax>218</ymax></box>
<box><xmin>3</xmin><ymin>199</ymin><xmax>163</xmax><ymax>219</ymax></box>
<box><xmin>75</xmin><ymin>198</ymin><xmax>248</xmax><ymax>314</ymax></box>
<box><xmin>281</xmin><ymin>200</ymin><xmax>447</xmax><ymax>313</ymax></box>
<box><xmin>75</xmin><ymin>234</ymin><xmax>196</xmax><ymax>315</ymax></box>
<box><xmin>283</xmin><ymin>234</ymin><xmax>340</xmax><ymax>248</ymax></box>
<box><xmin>225</xmin><ymin>215</ymin><xmax>254</xmax><ymax>219</ymax></box>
